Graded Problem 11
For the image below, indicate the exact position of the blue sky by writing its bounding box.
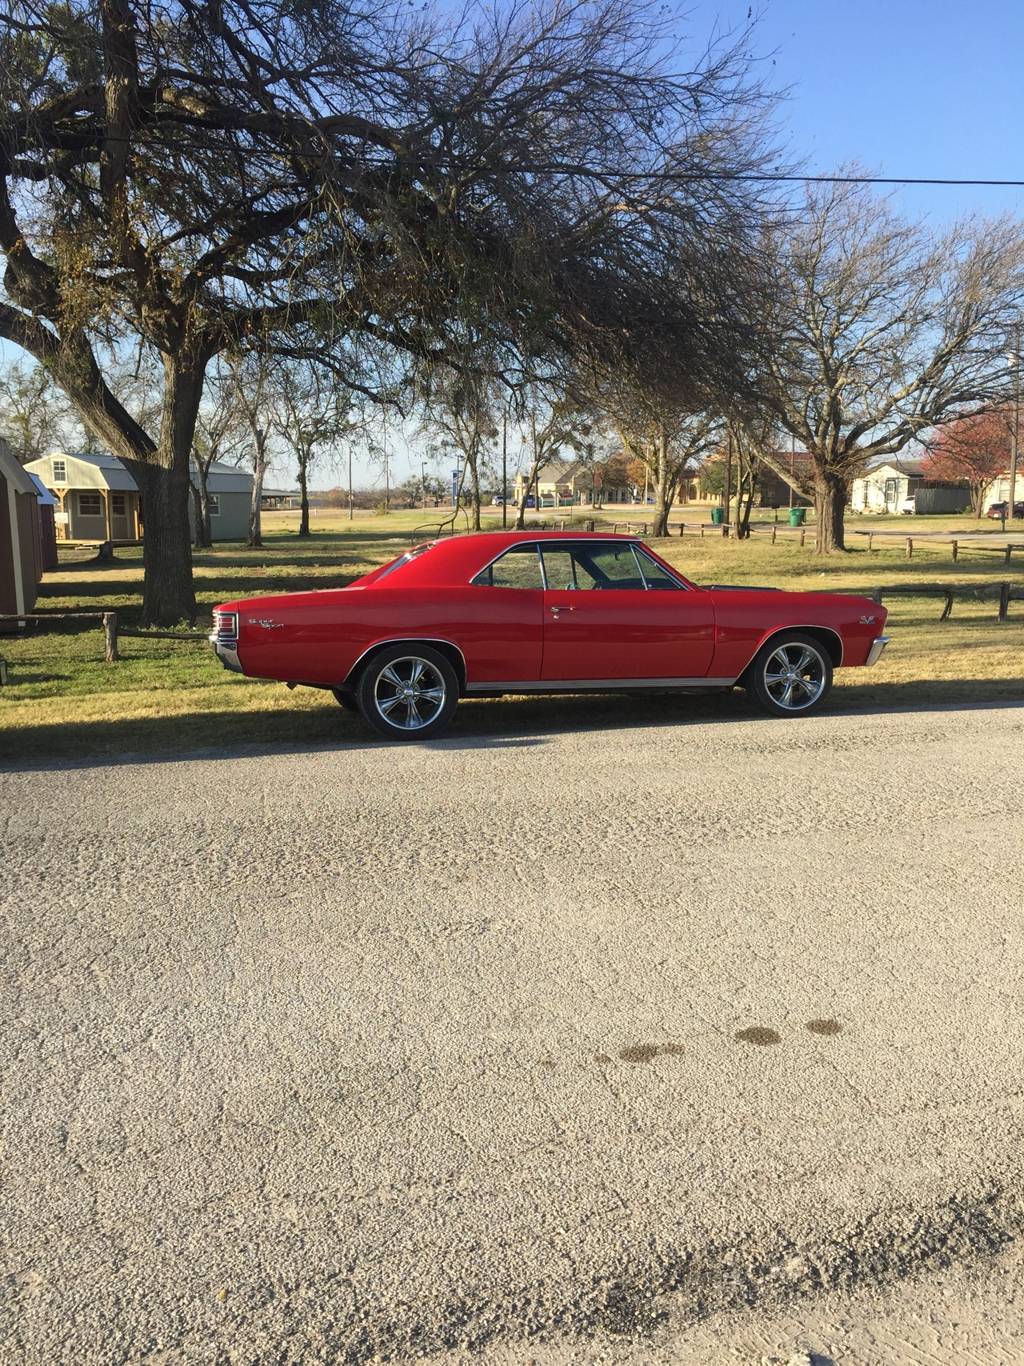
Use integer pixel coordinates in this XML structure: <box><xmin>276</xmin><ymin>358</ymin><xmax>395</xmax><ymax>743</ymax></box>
<box><xmin>716</xmin><ymin>0</ymin><xmax>1024</xmax><ymax>224</ymax></box>
<box><xmin>4</xmin><ymin>0</ymin><xmax>1023</xmax><ymax>485</ymax></box>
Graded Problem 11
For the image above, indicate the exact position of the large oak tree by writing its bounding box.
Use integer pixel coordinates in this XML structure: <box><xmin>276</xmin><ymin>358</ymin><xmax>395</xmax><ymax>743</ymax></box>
<box><xmin>1</xmin><ymin>0</ymin><xmax>776</xmax><ymax>620</ymax></box>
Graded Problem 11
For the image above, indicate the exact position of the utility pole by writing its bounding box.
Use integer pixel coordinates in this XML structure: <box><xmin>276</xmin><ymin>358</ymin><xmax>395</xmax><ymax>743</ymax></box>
<box><xmin>789</xmin><ymin>432</ymin><xmax>795</xmax><ymax>510</ymax></box>
<box><xmin>723</xmin><ymin>428</ymin><xmax>732</xmax><ymax>536</ymax></box>
<box><xmin>501</xmin><ymin>411</ymin><xmax>508</xmax><ymax>529</ymax></box>
<box><xmin>420</xmin><ymin>460</ymin><xmax>428</xmax><ymax>508</ymax></box>
<box><xmin>348</xmin><ymin>445</ymin><xmax>353</xmax><ymax>521</ymax></box>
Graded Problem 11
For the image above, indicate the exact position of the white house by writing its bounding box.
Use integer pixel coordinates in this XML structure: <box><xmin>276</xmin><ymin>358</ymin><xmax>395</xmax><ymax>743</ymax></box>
<box><xmin>25</xmin><ymin>451</ymin><xmax>253</xmax><ymax>543</ymax></box>
<box><xmin>850</xmin><ymin>460</ymin><xmax>927</xmax><ymax>514</ymax></box>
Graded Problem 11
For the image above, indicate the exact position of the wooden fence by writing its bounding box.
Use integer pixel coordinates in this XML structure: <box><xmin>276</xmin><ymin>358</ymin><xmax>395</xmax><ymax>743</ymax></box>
<box><xmin>862</xmin><ymin>582</ymin><xmax>1024</xmax><ymax>621</ymax></box>
<box><xmin>0</xmin><ymin>610</ymin><xmax>207</xmax><ymax>664</ymax></box>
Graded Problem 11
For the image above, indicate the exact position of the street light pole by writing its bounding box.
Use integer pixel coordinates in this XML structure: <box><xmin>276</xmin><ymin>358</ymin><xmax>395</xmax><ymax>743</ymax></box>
<box><xmin>421</xmin><ymin>459</ymin><xmax>428</xmax><ymax>508</ymax></box>
<box><xmin>348</xmin><ymin>445</ymin><xmax>353</xmax><ymax>522</ymax></box>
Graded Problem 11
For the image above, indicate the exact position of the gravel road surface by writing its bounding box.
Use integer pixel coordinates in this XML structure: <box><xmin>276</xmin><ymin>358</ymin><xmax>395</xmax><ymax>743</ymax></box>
<box><xmin>2</xmin><ymin>700</ymin><xmax>1023</xmax><ymax>1363</ymax></box>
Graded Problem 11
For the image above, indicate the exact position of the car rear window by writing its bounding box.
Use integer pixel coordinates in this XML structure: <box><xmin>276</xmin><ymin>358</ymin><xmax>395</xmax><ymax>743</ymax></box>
<box><xmin>362</xmin><ymin>542</ymin><xmax>437</xmax><ymax>584</ymax></box>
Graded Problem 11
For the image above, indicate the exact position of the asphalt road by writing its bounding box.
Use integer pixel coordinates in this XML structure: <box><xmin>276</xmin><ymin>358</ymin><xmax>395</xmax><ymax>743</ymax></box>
<box><xmin>2</xmin><ymin>700</ymin><xmax>1024</xmax><ymax>1363</ymax></box>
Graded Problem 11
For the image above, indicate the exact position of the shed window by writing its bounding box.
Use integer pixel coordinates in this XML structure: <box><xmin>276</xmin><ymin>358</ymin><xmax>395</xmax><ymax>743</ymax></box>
<box><xmin>78</xmin><ymin>493</ymin><xmax>102</xmax><ymax>517</ymax></box>
<box><xmin>111</xmin><ymin>494</ymin><xmax>126</xmax><ymax>516</ymax></box>
<box><xmin>52</xmin><ymin>459</ymin><xmax>67</xmax><ymax>482</ymax></box>
<box><xmin>208</xmin><ymin>494</ymin><xmax>220</xmax><ymax>516</ymax></box>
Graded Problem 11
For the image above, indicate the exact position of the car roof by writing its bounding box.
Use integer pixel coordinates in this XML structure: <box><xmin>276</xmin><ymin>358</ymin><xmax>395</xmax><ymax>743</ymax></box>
<box><xmin>374</xmin><ymin>529</ymin><xmax>642</xmax><ymax>586</ymax></box>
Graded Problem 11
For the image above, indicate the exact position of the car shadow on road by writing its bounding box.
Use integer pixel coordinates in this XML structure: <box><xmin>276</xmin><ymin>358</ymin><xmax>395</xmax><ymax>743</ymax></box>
<box><xmin>3</xmin><ymin>682</ymin><xmax>1024</xmax><ymax>772</ymax></box>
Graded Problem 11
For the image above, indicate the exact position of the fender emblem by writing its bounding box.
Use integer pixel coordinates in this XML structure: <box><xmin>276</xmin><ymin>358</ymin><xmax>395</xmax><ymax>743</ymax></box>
<box><xmin>859</xmin><ymin>614</ymin><xmax>878</xmax><ymax>625</ymax></box>
<box><xmin>250</xmin><ymin>618</ymin><xmax>284</xmax><ymax>629</ymax></box>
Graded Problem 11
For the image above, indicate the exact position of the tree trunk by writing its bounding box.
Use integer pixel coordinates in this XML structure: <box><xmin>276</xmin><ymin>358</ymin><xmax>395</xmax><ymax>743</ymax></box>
<box><xmin>134</xmin><ymin>462</ymin><xmax>196</xmax><ymax>624</ymax></box>
<box><xmin>515</xmin><ymin>460</ymin><xmax>541</xmax><ymax>529</ymax></box>
<box><xmin>249</xmin><ymin>435</ymin><xmax>268</xmax><ymax>547</ymax></box>
<box><xmin>193</xmin><ymin>458</ymin><xmax>213</xmax><ymax>548</ymax></box>
<box><xmin>130</xmin><ymin>354</ymin><xmax>205</xmax><ymax>624</ymax></box>
<box><xmin>651</xmin><ymin>426</ymin><xmax>671</xmax><ymax>537</ymax></box>
<box><xmin>469</xmin><ymin>453</ymin><xmax>481</xmax><ymax>531</ymax></box>
<box><xmin>813</xmin><ymin>468</ymin><xmax>849</xmax><ymax>553</ymax></box>
<box><xmin>297</xmin><ymin>450</ymin><xmax>310</xmax><ymax>536</ymax></box>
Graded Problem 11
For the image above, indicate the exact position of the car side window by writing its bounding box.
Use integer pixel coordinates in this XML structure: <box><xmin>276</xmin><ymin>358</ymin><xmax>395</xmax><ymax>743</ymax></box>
<box><xmin>570</xmin><ymin>544</ymin><xmax>646</xmax><ymax>590</ymax></box>
<box><xmin>472</xmin><ymin>543</ymin><xmax>543</xmax><ymax>589</ymax></box>
<box><xmin>634</xmin><ymin>549</ymin><xmax>683</xmax><ymax>590</ymax></box>
<box><xmin>540</xmin><ymin>548</ymin><xmax>578</xmax><ymax>590</ymax></box>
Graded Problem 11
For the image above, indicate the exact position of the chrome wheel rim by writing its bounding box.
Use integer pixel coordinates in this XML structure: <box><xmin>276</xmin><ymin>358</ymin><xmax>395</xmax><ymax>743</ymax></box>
<box><xmin>373</xmin><ymin>656</ymin><xmax>446</xmax><ymax>730</ymax></box>
<box><xmin>763</xmin><ymin>642</ymin><xmax>826</xmax><ymax>711</ymax></box>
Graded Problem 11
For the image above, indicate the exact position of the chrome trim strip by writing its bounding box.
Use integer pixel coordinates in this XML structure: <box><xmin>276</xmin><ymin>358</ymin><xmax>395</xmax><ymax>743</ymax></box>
<box><xmin>865</xmin><ymin>635</ymin><xmax>891</xmax><ymax>667</ymax></box>
<box><xmin>466</xmin><ymin>676</ymin><xmax>736</xmax><ymax>693</ymax></box>
<box><xmin>345</xmin><ymin>636</ymin><xmax>469</xmax><ymax>685</ymax></box>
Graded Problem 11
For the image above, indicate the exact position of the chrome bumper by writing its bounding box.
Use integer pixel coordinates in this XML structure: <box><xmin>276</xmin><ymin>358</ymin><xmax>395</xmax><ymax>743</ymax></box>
<box><xmin>865</xmin><ymin>635</ymin><xmax>891</xmax><ymax>667</ymax></box>
<box><xmin>210</xmin><ymin>636</ymin><xmax>242</xmax><ymax>674</ymax></box>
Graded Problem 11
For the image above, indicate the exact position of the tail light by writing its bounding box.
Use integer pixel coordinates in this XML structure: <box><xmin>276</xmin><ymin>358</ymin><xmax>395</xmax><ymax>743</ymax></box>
<box><xmin>212</xmin><ymin>610</ymin><xmax>238</xmax><ymax>642</ymax></box>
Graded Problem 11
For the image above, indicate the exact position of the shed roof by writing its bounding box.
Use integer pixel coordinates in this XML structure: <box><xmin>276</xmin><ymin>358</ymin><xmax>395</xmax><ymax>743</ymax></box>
<box><xmin>27</xmin><ymin>471</ymin><xmax>57</xmax><ymax>505</ymax></box>
<box><xmin>0</xmin><ymin>438</ymin><xmax>38</xmax><ymax>496</ymax></box>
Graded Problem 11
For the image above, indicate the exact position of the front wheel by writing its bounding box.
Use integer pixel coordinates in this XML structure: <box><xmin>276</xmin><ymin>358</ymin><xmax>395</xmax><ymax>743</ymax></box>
<box><xmin>355</xmin><ymin>645</ymin><xmax>460</xmax><ymax>741</ymax></box>
<box><xmin>746</xmin><ymin>632</ymin><xmax>833</xmax><ymax>717</ymax></box>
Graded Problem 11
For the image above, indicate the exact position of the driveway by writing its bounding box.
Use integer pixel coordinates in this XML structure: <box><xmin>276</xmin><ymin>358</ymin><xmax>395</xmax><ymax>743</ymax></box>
<box><xmin>2</xmin><ymin>702</ymin><xmax>1023</xmax><ymax>1362</ymax></box>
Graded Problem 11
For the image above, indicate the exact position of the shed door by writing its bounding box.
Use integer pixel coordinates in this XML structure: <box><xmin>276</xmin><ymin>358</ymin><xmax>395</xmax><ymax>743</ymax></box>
<box><xmin>111</xmin><ymin>493</ymin><xmax>131</xmax><ymax>540</ymax></box>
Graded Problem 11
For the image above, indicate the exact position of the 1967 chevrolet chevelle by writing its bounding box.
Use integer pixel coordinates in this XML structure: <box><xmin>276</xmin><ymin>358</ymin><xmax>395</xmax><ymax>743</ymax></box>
<box><xmin>210</xmin><ymin>531</ymin><xmax>889</xmax><ymax>740</ymax></box>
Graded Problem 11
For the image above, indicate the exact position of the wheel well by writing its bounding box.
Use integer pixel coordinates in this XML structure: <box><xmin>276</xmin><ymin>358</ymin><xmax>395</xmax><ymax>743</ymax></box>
<box><xmin>345</xmin><ymin>639</ymin><xmax>467</xmax><ymax>694</ymax></box>
<box><xmin>739</xmin><ymin>626</ymin><xmax>843</xmax><ymax>683</ymax></box>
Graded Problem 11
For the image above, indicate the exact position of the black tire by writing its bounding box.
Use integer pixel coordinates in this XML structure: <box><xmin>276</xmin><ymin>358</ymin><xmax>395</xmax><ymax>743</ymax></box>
<box><xmin>355</xmin><ymin>644</ymin><xmax>460</xmax><ymax>741</ymax></box>
<box><xmin>746</xmin><ymin>631</ymin><xmax>833</xmax><ymax>718</ymax></box>
<box><xmin>331</xmin><ymin>687</ymin><xmax>360</xmax><ymax>712</ymax></box>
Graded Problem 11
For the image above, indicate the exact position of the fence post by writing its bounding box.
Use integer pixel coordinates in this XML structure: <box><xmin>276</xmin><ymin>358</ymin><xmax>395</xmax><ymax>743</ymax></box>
<box><xmin>799</xmin><ymin>527</ymin><xmax>806</xmax><ymax>547</ymax></box>
<box><xmin>700</xmin><ymin>524</ymin><xmax>705</xmax><ymax>538</ymax></box>
<box><xmin>951</xmin><ymin>540</ymin><xmax>958</xmax><ymax>562</ymax></box>
<box><xmin>1005</xmin><ymin>544</ymin><xmax>1013</xmax><ymax>564</ymax></box>
<box><xmin>906</xmin><ymin>537</ymin><xmax>913</xmax><ymax>559</ymax></box>
<box><xmin>103</xmin><ymin>610</ymin><xmax>119</xmax><ymax>662</ymax></box>
<box><xmin>771</xmin><ymin>524</ymin><xmax>777</xmax><ymax>544</ymax></box>
<box><xmin>999</xmin><ymin>581</ymin><xmax>1011</xmax><ymax>622</ymax></box>
<box><xmin>868</xmin><ymin>532</ymin><xmax>874</xmax><ymax>553</ymax></box>
<box><xmin>678</xmin><ymin>522</ymin><xmax>685</xmax><ymax>537</ymax></box>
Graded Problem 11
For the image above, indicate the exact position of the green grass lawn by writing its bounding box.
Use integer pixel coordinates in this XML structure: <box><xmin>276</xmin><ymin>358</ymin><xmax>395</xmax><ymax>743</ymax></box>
<box><xmin>2</xmin><ymin>504</ymin><xmax>1022</xmax><ymax>762</ymax></box>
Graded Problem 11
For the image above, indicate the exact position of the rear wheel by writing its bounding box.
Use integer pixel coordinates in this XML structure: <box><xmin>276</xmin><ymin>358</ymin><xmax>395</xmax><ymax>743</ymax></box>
<box><xmin>355</xmin><ymin>644</ymin><xmax>460</xmax><ymax>741</ymax></box>
<box><xmin>747</xmin><ymin>632</ymin><xmax>833</xmax><ymax>717</ymax></box>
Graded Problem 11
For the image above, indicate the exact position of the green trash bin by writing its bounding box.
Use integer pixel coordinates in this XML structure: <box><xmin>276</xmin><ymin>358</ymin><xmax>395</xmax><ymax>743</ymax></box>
<box><xmin>788</xmin><ymin>506</ymin><xmax>806</xmax><ymax>527</ymax></box>
<box><xmin>710</xmin><ymin>507</ymin><xmax>725</xmax><ymax>525</ymax></box>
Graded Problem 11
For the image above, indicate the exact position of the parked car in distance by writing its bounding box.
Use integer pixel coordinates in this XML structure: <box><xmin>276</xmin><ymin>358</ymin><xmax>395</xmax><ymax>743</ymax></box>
<box><xmin>899</xmin><ymin>496</ymin><xmax>917</xmax><ymax>515</ymax></box>
<box><xmin>211</xmin><ymin>532</ymin><xmax>890</xmax><ymax>741</ymax></box>
<box><xmin>987</xmin><ymin>500</ymin><xmax>1024</xmax><ymax>519</ymax></box>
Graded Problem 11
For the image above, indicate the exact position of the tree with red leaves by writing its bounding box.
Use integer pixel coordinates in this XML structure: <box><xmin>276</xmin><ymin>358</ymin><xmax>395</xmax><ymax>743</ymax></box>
<box><xmin>924</xmin><ymin>411</ymin><xmax>1010</xmax><ymax>517</ymax></box>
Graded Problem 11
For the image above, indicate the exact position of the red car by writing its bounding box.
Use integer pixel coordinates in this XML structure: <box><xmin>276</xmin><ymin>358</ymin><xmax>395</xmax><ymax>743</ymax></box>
<box><xmin>210</xmin><ymin>531</ymin><xmax>890</xmax><ymax>740</ymax></box>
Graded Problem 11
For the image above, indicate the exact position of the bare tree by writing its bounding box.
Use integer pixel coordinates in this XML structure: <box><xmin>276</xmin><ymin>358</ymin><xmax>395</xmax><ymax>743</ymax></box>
<box><xmin>615</xmin><ymin>410</ymin><xmax>721</xmax><ymax>536</ymax></box>
<box><xmin>0</xmin><ymin>359</ymin><xmax>75</xmax><ymax>461</ymax></box>
<box><xmin>269</xmin><ymin>363</ymin><xmax>354</xmax><ymax>536</ymax></box>
<box><xmin>754</xmin><ymin>179</ymin><xmax>1024</xmax><ymax>552</ymax></box>
<box><xmin>513</xmin><ymin>393</ymin><xmax>593</xmax><ymax>528</ymax></box>
<box><xmin>192</xmin><ymin>365</ymin><xmax>249</xmax><ymax>548</ymax></box>
<box><xmin>419</xmin><ymin>369</ymin><xmax>498</xmax><ymax>531</ymax></box>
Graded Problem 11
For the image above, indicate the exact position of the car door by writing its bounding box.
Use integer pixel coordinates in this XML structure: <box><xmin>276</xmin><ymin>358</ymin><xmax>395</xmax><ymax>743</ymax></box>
<box><xmin>464</xmin><ymin>541</ymin><xmax>545</xmax><ymax>682</ymax></box>
<box><xmin>540</xmin><ymin>541</ymin><xmax>715</xmax><ymax>682</ymax></box>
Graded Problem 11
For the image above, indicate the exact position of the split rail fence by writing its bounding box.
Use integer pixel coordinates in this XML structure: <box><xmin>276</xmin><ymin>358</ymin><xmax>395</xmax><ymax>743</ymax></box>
<box><xmin>0</xmin><ymin>610</ymin><xmax>207</xmax><ymax>665</ymax></box>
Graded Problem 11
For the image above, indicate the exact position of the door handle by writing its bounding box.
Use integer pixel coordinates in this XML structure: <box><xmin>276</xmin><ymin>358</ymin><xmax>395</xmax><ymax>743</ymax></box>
<box><xmin>549</xmin><ymin>604</ymin><xmax>575</xmax><ymax>617</ymax></box>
